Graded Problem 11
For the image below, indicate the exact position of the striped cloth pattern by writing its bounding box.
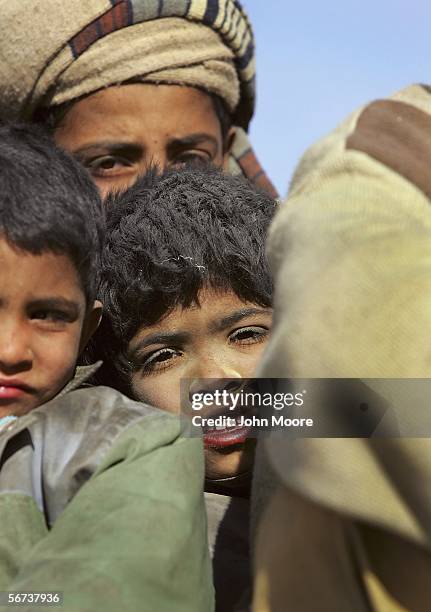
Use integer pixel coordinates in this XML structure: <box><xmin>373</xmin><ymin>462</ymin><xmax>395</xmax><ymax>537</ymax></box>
<box><xmin>229</xmin><ymin>127</ymin><xmax>278</xmax><ymax>197</ymax></box>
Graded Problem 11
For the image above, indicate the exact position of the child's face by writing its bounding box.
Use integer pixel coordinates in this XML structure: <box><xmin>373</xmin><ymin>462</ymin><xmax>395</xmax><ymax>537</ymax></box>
<box><xmin>128</xmin><ymin>287</ymin><xmax>272</xmax><ymax>481</ymax></box>
<box><xmin>0</xmin><ymin>238</ymin><xmax>101</xmax><ymax>417</ymax></box>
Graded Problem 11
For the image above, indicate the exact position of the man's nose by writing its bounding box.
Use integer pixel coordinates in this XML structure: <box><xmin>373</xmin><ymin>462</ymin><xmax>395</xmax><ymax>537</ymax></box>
<box><xmin>0</xmin><ymin>319</ymin><xmax>32</xmax><ymax>373</ymax></box>
<box><xmin>144</xmin><ymin>152</ymin><xmax>167</xmax><ymax>171</ymax></box>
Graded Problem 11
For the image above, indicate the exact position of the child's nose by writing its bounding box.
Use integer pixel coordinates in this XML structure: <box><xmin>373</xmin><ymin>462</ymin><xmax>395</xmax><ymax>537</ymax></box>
<box><xmin>189</xmin><ymin>353</ymin><xmax>242</xmax><ymax>385</ymax></box>
<box><xmin>189</xmin><ymin>375</ymin><xmax>243</xmax><ymax>398</ymax></box>
<box><xmin>0</xmin><ymin>319</ymin><xmax>32</xmax><ymax>373</ymax></box>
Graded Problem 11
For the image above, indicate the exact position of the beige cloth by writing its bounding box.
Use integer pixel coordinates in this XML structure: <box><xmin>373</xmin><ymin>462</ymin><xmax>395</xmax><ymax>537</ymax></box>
<box><xmin>254</xmin><ymin>487</ymin><xmax>431</xmax><ymax>612</ymax></box>
<box><xmin>47</xmin><ymin>18</ymin><xmax>238</xmax><ymax>114</ymax></box>
<box><xmin>0</xmin><ymin>10</ymin><xmax>238</xmax><ymax>119</ymax></box>
<box><xmin>252</xmin><ymin>83</ymin><xmax>431</xmax><ymax>611</ymax></box>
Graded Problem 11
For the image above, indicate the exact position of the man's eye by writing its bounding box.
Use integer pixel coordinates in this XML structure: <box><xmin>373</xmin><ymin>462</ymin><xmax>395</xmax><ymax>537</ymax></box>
<box><xmin>136</xmin><ymin>348</ymin><xmax>182</xmax><ymax>375</ymax></box>
<box><xmin>172</xmin><ymin>151</ymin><xmax>211</xmax><ymax>166</ymax></box>
<box><xmin>86</xmin><ymin>156</ymin><xmax>131</xmax><ymax>176</ymax></box>
<box><xmin>229</xmin><ymin>326</ymin><xmax>269</xmax><ymax>345</ymax></box>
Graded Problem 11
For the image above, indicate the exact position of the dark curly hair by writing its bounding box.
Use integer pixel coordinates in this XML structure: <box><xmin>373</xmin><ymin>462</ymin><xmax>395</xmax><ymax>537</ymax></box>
<box><xmin>89</xmin><ymin>165</ymin><xmax>276</xmax><ymax>392</ymax></box>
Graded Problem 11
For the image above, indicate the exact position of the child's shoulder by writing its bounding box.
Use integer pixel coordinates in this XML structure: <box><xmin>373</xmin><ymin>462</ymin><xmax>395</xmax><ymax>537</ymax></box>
<box><xmin>0</xmin><ymin>384</ymin><xmax>181</xmax><ymax>467</ymax></box>
<box><xmin>0</xmin><ymin>385</ymin><xmax>210</xmax><ymax>609</ymax></box>
<box><xmin>0</xmin><ymin>385</ymin><xmax>190</xmax><ymax>526</ymax></box>
<box><xmin>0</xmin><ymin>383</ymin><xmax>164</xmax><ymax>446</ymax></box>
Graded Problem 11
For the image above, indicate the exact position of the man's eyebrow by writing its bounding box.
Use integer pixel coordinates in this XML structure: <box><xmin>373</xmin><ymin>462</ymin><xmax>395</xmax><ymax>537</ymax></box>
<box><xmin>167</xmin><ymin>133</ymin><xmax>219</xmax><ymax>149</ymax></box>
<box><xmin>72</xmin><ymin>141</ymin><xmax>143</xmax><ymax>158</ymax></box>
<box><xmin>210</xmin><ymin>308</ymin><xmax>271</xmax><ymax>333</ymax></box>
<box><xmin>128</xmin><ymin>331</ymin><xmax>191</xmax><ymax>358</ymax></box>
<box><xmin>28</xmin><ymin>298</ymin><xmax>81</xmax><ymax>315</ymax></box>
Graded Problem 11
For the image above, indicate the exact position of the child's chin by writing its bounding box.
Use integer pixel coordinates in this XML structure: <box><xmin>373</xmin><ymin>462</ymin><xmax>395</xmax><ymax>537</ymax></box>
<box><xmin>205</xmin><ymin>443</ymin><xmax>254</xmax><ymax>481</ymax></box>
<box><xmin>0</xmin><ymin>398</ymin><xmax>36</xmax><ymax>418</ymax></box>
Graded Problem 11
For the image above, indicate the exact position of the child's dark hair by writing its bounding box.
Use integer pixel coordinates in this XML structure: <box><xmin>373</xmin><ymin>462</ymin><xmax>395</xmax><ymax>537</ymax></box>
<box><xmin>0</xmin><ymin>122</ymin><xmax>104</xmax><ymax>304</ymax></box>
<box><xmin>90</xmin><ymin>165</ymin><xmax>276</xmax><ymax>392</ymax></box>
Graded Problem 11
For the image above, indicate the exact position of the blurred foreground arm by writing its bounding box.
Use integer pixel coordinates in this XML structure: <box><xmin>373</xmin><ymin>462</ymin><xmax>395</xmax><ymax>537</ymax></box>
<box><xmin>252</xmin><ymin>84</ymin><xmax>431</xmax><ymax>611</ymax></box>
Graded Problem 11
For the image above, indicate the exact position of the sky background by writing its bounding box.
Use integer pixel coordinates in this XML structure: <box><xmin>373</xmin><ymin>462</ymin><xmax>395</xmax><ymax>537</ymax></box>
<box><xmin>245</xmin><ymin>1</ymin><xmax>430</xmax><ymax>197</ymax></box>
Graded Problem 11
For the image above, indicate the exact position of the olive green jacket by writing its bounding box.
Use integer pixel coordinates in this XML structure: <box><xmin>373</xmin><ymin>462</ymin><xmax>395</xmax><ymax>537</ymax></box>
<box><xmin>0</xmin><ymin>375</ymin><xmax>213</xmax><ymax>611</ymax></box>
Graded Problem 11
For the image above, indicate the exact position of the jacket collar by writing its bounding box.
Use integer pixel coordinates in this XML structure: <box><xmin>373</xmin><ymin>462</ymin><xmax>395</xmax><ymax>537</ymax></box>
<box><xmin>56</xmin><ymin>361</ymin><xmax>103</xmax><ymax>398</ymax></box>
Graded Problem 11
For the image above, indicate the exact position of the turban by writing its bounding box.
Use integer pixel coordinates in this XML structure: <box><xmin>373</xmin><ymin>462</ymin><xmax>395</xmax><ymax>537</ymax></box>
<box><xmin>0</xmin><ymin>0</ymin><xmax>276</xmax><ymax>196</ymax></box>
<box><xmin>0</xmin><ymin>0</ymin><xmax>253</xmax><ymax>123</ymax></box>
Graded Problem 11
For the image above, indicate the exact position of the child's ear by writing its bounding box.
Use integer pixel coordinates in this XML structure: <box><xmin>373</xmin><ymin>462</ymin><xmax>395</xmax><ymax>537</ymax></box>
<box><xmin>223</xmin><ymin>126</ymin><xmax>237</xmax><ymax>169</ymax></box>
<box><xmin>79</xmin><ymin>300</ymin><xmax>103</xmax><ymax>354</ymax></box>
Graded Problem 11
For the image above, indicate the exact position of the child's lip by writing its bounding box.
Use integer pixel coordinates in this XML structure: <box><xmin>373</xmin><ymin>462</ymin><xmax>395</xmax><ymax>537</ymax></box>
<box><xmin>200</xmin><ymin>404</ymin><xmax>257</xmax><ymax>448</ymax></box>
<box><xmin>203</xmin><ymin>425</ymin><xmax>250</xmax><ymax>448</ymax></box>
<box><xmin>0</xmin><ymin>379</ymin><xmax>34</xmax><ymax>399</ymax></box>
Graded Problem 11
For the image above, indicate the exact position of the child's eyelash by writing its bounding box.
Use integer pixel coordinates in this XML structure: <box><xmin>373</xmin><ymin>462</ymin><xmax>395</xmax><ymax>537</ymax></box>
<box><xmin>229</xmin><ymin>326</ymin><xmax>269</xmax><ymax>344</ymax></box>
<box><xmin>135</xmin><ymin>348</ymin><xmax>182</xmax><ymax>375</ymax></box>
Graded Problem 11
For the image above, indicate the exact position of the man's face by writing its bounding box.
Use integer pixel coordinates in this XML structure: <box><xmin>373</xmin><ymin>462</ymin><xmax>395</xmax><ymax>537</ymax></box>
<box><xmin>0</xmin><ymin>238</ymin><xmax>99</xmax><ymax>417</ymax></box>
<box><xmin>128</xmin><ymin>287</ymin><xmax>272</xmax><ymax>480</ymax></box>
<box><xmin>54</xmin><ymin>84</ymin><xmax>233</xmax><ymax>198</ymax></box>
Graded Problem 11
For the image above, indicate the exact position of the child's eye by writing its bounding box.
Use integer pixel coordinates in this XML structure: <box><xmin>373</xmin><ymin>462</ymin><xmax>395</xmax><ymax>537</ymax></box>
<box><xmin>229</xmin><ymin>326</ymin><xmax>269</xmax><ymax>346</ymax></box>
<box><xmin>136</xmin><ymin>348</ymin><xmax>182</xmax><ymax>375</ymax></box>
<box><xmin>30</xmin><ymin>310</ymin><xmax>73</xmax><ymax>326</ymax></box>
